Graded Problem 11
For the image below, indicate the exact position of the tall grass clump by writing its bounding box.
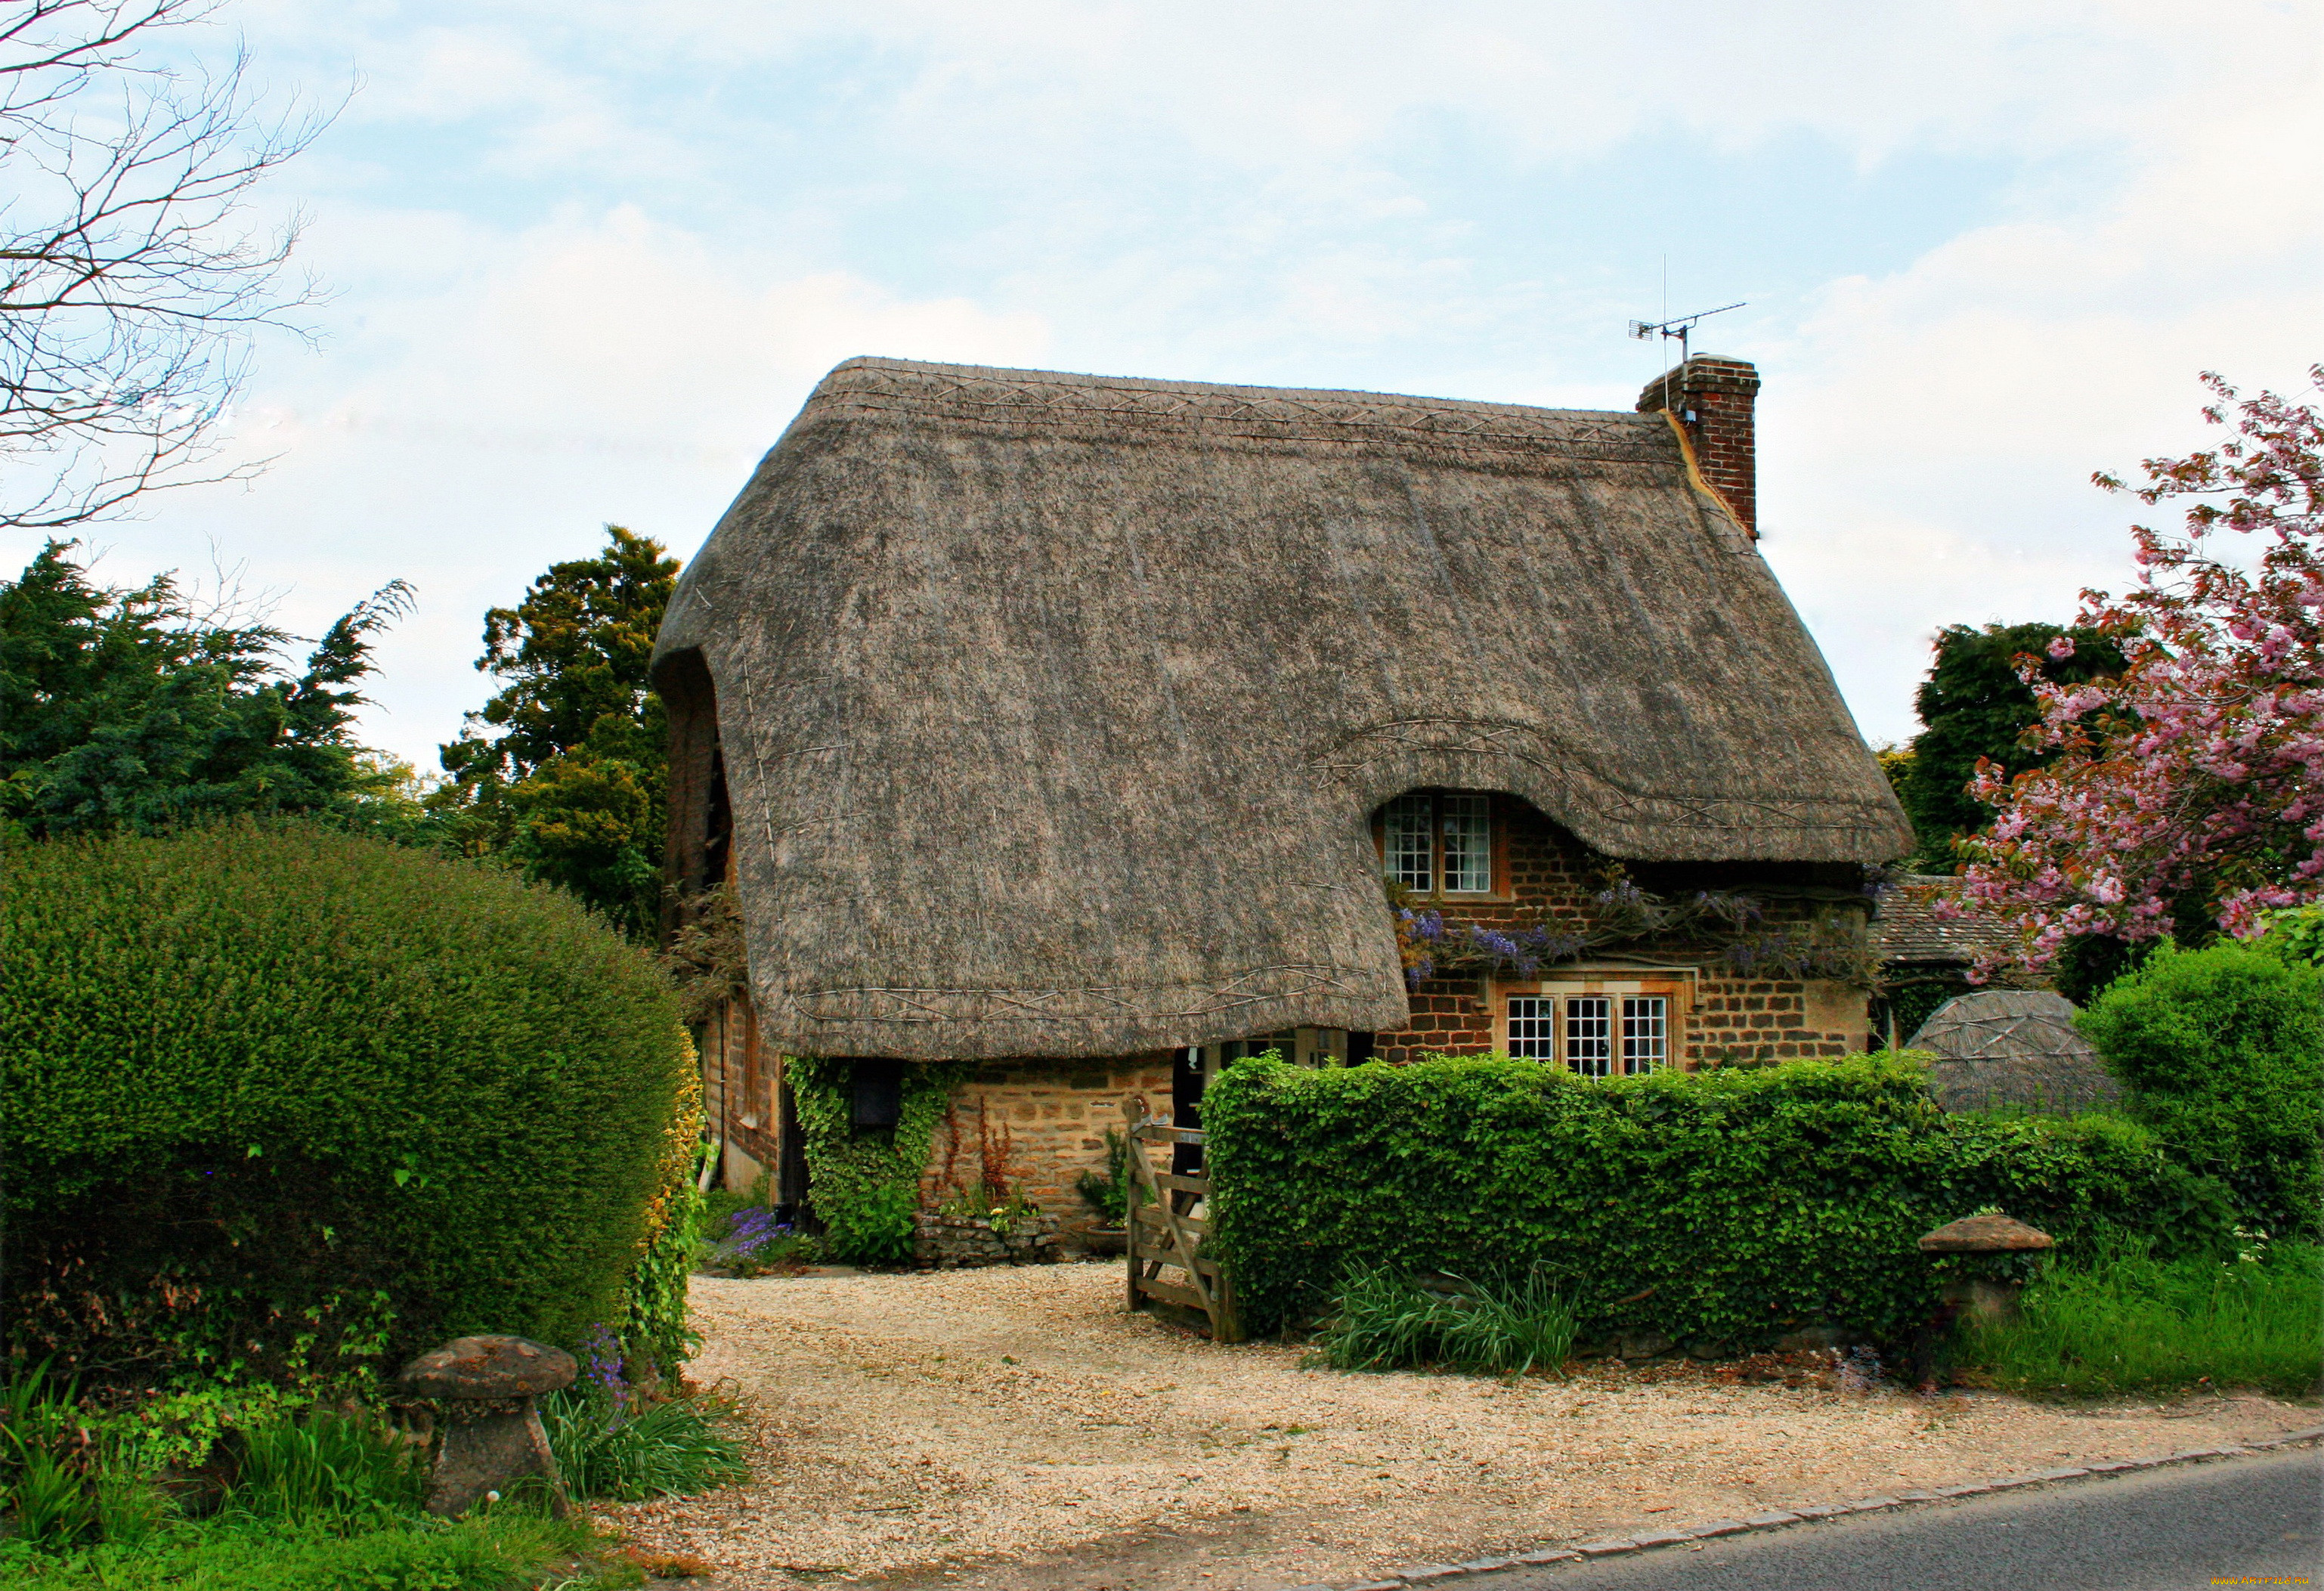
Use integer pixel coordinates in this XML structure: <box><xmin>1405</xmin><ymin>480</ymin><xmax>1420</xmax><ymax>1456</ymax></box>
<box><xmin>1960</xmin><ymin>1237</ymin><xmax>2323</xmax><ymax>1399</ymax></box>
<box><xmin>224</xmin><ymin>1412</ymin><xmax>428</xmax><ymax>1524</ymax></box>
<box><xmin>543</xmin><ymin>1383</ymin><xmax>749</xmax><ymax>1502</ymax></box>
<box><xmin>1317</xmin><ymin>1265</ymin><xmax>1577</xmax><ymax>1377</ymax></box>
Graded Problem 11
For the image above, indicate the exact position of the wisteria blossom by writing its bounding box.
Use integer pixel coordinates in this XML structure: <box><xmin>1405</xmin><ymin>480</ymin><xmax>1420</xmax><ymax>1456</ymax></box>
<box><xmin>1952</xmin><ymin>367</ymin><xmax>2324</xmax><ymax>970</ymax></box>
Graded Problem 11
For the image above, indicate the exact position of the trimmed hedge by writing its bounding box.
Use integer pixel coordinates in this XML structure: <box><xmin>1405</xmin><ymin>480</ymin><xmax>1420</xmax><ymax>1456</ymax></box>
<box><xmin>1202</xmin><ymin>1053</ymin><xmax>2236</xmax><ymax>1346</ymax></box>
<box><xmin>2</xmin><ymin>822</ymin><xmax>692</xmax><ymax>1382</ymax></box>
<box><xmin>2078</xmin><ymin>942</ymin><xmax>2324</xmax><ymax>1241</ymax></box>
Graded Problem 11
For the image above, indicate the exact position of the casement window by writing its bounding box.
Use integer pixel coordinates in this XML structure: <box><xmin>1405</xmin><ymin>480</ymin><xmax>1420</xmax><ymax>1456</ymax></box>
<box><xmin>1382</xmin><ymin>791</ymin><xmax>1493</xmax><ymax>895</ymax></box>
<box><xmin>1502</xmin><ymin>991</ymin><xmax>1672</xmax><ymax>1076</ymax></box>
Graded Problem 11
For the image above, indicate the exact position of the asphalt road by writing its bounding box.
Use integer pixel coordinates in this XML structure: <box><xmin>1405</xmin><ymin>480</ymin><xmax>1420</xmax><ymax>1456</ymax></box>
<box><xmin>1471</xmin><ymin>1448</ymin><xmax>2322</xmax><ymax>1591</ymax></box>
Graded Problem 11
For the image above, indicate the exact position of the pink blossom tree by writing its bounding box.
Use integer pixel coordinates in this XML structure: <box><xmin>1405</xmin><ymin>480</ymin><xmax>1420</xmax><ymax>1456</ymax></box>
<box><xmin>1952</xmin><ymin>367</ymin><xmax>2324</xmax><ymax>973</ymax></box>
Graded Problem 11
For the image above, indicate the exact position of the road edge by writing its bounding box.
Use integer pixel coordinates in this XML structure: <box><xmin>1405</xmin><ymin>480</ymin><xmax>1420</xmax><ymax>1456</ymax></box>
<box><xmin>1297</xmin><ymin>1424</ymin><xmax>2324</xmax><ymax>1591</ymax></box>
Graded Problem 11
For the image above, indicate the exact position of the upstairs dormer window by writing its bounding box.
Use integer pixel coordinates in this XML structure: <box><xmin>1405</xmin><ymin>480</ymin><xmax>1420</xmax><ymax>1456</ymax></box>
<box><xmin>1382</xmin><ymin>791</ymin><xmax>1493</xmax><ymax>896</ymax></box>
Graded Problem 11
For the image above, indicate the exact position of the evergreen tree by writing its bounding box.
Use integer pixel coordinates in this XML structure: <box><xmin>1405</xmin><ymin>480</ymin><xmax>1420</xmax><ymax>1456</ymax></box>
<box><xmin>0</xmin><ymin>541</ymin><xmax>411</xmax><ymax>840</ymax></box>
<box><xmin>1901</xmin><ymin>621</ymin><xmax>2123</xmax><ymax>868</ymax></box>
<box><xmin>432</xmin><ymin>525</ymin><xmax>679</xmax><ymax>939</ymax></box>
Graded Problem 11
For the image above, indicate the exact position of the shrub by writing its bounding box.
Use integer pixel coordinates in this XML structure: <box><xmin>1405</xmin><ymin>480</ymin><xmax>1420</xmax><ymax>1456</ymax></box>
<box><xmin>2</xmin><ymin>822</ymin><xmax>694</xmax><ymax>1382</ymax></box>
<box><xmin>1202</xmin><ymin>1053</ymin><xmax>2236</xmax><ymax>1346</ymax></box>
<box><xmin>1317</xmin><ymin>1266</ymin><xmax>1577</xmax><ymax>1377</ymax></box>
<box><xmin>1074</xmin><ymin>1128</ymin><xmax>1131</xmax><ymax>1226</ymax></box>
<box><xmin>2077</xmin><ymin>942</ymin><xmax>2324</xmax><ymax>1239</ymax></box>
<box><xmin>1959</xmin><ymin>1237</ymin><xmax>2322</xmax><ymax>1398</ymax></box>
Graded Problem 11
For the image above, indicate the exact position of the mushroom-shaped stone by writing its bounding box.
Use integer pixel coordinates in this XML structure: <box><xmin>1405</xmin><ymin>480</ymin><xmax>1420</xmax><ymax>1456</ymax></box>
<box><xmin>398</xmin><ymin>1335</ymin><xmax>577</xmax><ymax>1518</ymax></box>
<box><xmin>1918</xmin><ymin>1214</ymin><xmax>2053</xmax><ymax>1323</ymax></box>
<box><xmin>1917</xmin><ymin>1214</ymin><xmax>2054</xmax><ymax>1254</ymax></box>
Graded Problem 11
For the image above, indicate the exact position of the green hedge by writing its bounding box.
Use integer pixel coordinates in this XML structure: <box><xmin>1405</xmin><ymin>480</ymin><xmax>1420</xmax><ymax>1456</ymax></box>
<box><xmin>1202</xmin><ymin>1053</ymin><xmax>2236</xmax><ymax>1346</ymax></box>
<box><xmin>2078</xmin><ymin>942</ymin><xmax>2323</xmax><ymax>1241</ymax></box>
<box><xmin>2</xmin><ymin>822</ymin><xmax>692</xmax><ymax>1384</ymax></box>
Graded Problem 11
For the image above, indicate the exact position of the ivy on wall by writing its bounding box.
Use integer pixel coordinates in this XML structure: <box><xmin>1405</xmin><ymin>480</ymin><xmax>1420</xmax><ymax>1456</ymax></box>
<box><xmin>620</xmin><ymin>1030</ymin><xmax>706</xmax><ymax>1384</ymax></box>
<box><xmin>784</xmin><ymin>1055</ymin><xmax>961</xmax><ymax>1263</ymax></box>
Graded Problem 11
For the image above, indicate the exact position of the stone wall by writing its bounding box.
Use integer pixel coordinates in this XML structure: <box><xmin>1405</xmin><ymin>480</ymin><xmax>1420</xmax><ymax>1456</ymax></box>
<box><xmin>919</xmin><ymin>1054</ymin><xmax>1174</xmax><ymax>1218</ymax></box>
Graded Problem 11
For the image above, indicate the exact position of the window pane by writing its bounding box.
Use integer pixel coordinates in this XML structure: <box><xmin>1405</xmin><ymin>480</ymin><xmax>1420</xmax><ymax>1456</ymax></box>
<box><xmin>1622</xmin><ymin>997</ymin><xmax>1667</xmax><ymax>1074</ymax></box>
<box><xmin>1384</xmin><ymin>794</ymin><xmax>1433</xmax><ymax>891</ymax></box>
<box><xmin>1565</xmin><ymin>996</ymin><xmax>1611</xmax><ymax>1078</ymax></box>
<box><xmin>1507</xmin><ymin>996</ymin><xmax>1555</xmax><ymax>1059</ymax></box>
<box><xmin>1441</xmin><ymin>794</ymin><xmax>1491</xmax><ymax>893</ymax></box>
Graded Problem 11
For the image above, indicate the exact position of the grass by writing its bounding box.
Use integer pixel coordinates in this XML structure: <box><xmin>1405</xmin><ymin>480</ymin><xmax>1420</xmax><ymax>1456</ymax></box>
<box><xmin>0</xmin><ymin>1510</ymin><xmax>627</xmax><ymax>1589</ymax></box>
<box><xmin>1958</xmin><ymin>1237</ymin><xmax>2323</xmax><ymax>1399</ymax></box>
<box><xmin>1316</xmin><ymin>1264</ymin><xmax>1578</xmax><ymax>1377</ymax></box>
<box><xmin>543</xmin><ymin>1385</ymin><xmax>750</xmax><ymax>1502</ymax></box>
<box><xmin>2</xmin><ymin>1374</ymin><xmax>742</xmax><ymax>1587</ymax></box>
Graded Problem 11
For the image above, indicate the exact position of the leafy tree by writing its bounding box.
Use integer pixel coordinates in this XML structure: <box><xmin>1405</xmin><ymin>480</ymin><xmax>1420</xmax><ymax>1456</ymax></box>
<box><xmin>0</xmin><ymin>540</ymin><xmax>411</xmax><ymax>839</ymax></box>
<box><xmin>1957</xmin><ymin>368</ymin><xmax>2324</xmax><ymax>970</ymax></box>
<box><xmin>432</xmin><ymin>525</ymin><xmax>678</xmax><ymax>938</ymax></box>
<box><xmin>1899</xmin><ymin>621</ymin><xmax>2122</xmax><ymax>868</ymax></box>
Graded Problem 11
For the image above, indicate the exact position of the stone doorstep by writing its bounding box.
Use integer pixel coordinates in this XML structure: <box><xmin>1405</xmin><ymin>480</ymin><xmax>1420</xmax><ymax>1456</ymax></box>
<box><xmin>1326</xmin><ymin>1431</ymin><xmax>2318</xmax><ymax>1590</ymax></box>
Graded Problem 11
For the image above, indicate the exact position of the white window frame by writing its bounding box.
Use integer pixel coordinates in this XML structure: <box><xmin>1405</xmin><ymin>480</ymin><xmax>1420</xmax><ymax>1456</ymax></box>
<box><xmin>1378</xmin><ymin>791</ymin><xmax>1496</xmax><ymax>897</ymax></box>
<box><xmin>1494</xmin><ymin>972</ymin><xmax>1691</xmax><ymax>1076</ymax></box>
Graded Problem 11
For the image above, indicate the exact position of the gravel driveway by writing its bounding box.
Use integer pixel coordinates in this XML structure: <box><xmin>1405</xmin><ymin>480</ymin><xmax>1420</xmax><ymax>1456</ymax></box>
<box><xmin>604</xmin><ymin>1264</ymin><xmax>2317</xmax><ymax>1591</ymax></box>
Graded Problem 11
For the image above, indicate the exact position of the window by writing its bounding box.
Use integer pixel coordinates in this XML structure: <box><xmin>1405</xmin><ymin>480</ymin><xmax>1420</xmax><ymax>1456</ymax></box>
<box><xmin>1565</xmin><ymin>995</ymin><xmax>1613</xmax><ymax>1076</ymax></box>
<box><xmin>1385</xmin><ymin>795</ymin><xmax>1434</xmax><ymax>890</ymax></box>
<box><xmin>1506</xmin><ymin>996</ymin><xmax>1557</xmax><ymax>1059</ymax></box>
<box><xmin>849</xmin><ymin>1058</ymin><xmax>902</xmax><ymax>1130</ymax></box>
<box><xmin>1379</xmin><ymin>791</ymin><xmax>1494</xmax><ymax>895</ymax></box>
<box><xmin>1507</xmin><ymin>993</ymin><xmax>1672</xmax><ymax>1077</ymax></box>
<box><xmin>1623</xmin><ymin>997</ymin><xmax>1668</xmax><ymax>1073</ymax></box>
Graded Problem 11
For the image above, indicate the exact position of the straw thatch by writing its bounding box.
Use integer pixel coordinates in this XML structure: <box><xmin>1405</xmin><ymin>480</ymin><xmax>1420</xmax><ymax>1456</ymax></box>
<box><xmin>654</xmin><ymin>358</ymin><xmax>1914</xmax><ymax>1060</ymax></box>
<box><xmin>1908</xmin><ymin>989</ymin><xmax>2124</xmax><ymax>1114</ymax></box>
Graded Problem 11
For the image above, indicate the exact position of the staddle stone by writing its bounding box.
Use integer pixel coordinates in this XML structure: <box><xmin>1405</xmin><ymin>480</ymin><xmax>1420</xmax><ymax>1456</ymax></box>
<box><xmin>398</xmin><ymin>1334</ymin><xmax>577</xmax><ymax>1399</ymax></box>
<box><xmin>398</xmin><ymin>1334</ymin><xmax>577</xmax><ymax>1518</ymax></box>
<box><xmin>1917</xmin><ymin>1214</ymin><xmax>2054</xmax><ymax>1254</ymax></box>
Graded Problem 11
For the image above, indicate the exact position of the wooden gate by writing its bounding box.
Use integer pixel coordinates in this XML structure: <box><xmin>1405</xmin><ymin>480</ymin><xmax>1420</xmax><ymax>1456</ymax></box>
<box><xmin>1122</xmin><ymin>1096</ymin><xmax>1245</xmax><ymax>1342</ymax></box>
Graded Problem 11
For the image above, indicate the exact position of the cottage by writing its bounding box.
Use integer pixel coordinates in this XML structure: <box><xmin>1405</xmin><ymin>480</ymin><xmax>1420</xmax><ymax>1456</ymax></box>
<box><xmin>652</xmin><ymin>354</ymin><xmax>1915</xmax><ymax>1213</ymax></box>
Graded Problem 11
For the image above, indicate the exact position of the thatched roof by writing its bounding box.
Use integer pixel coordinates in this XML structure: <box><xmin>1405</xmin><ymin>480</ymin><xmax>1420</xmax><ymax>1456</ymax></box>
<box><xmin>1908</xmin><ymin>990</ymin><xmax>2124</xmax><ymax>1113</ymax></box>
<box><xmin>654</xmin><ymin>358</ymin><xmax>1914</xmax><ymax>1060</ymax></box>
<box><xmin>1877</xmin><ymin>875</ymin><xmax>2022</xmax><ymax>967</ymax></box>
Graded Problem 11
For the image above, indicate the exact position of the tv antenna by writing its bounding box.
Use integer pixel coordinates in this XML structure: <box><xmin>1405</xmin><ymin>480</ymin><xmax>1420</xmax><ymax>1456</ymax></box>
<box><xmin>1628</xmin><ymin>301</ymin><xmax>1745</xmax><ymax>367</ymax></box>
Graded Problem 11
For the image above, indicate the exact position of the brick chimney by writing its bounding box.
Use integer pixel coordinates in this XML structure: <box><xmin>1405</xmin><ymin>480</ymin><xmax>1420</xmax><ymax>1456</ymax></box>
<box><xmin>1637</xmin><ymin>355</ymin><xmax>1761</xmax><ymax>539</ymax></box>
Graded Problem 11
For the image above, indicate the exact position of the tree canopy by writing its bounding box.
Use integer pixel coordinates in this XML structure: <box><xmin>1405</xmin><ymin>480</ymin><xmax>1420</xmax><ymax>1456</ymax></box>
<box><xmin>0</xmin><ymin>540</ymin><xmax>411</xmax><ymax>840</ymax></box>
<box><xmin>432</xmin><ymin>525</ymin><xmax>678</xmax><ymax>939</ymax></box>
<box><xmin>1956</xmin><ymin>367</ymin><xmax>2324</xmax><ymax>973</ymax></box>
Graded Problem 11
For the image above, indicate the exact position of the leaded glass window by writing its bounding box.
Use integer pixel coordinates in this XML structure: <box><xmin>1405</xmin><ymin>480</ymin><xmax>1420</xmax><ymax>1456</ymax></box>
<box><xmin>1565</xmin><ymin>995</ymin><xmax>1613</xmax><ymax>1077</ymax></box>
<box><xmin>1622</xmin><ymin>996</ymin><xmax>1667</xmax><ymax>1073</ymax></box>
<box><xmin>1441</xmin><ymin>794</ymin><xmax>1491</xmax><ymax>893</ymax></box>
<box><xmin>1379</xmin><ymin>791</ymin><xmax>1493</xmax><ymax>895</ymax></box>
<box><xmin>1506</xmin><ymin>995</ymin><xmax>1556</xmax><ymax>1059</ymax></box>
<box><xmin>1384</xmin><ymin>794</ymin><xmax>1434</xmax><ymax>890</ymax></box>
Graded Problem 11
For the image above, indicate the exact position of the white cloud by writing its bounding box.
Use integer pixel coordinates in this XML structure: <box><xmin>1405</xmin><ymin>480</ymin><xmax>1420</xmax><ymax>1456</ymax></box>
<box><xmin>62</xmin><ymin>205</ymin><xmax>1048</xmax><ymax>766</ymax></box>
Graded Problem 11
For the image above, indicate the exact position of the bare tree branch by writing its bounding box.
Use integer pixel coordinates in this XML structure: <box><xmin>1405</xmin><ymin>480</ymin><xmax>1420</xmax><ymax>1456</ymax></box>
<box><xmin>1</xmin><ymin>0</ymin><xmax>335</xmax><ymax>532</ymax></box>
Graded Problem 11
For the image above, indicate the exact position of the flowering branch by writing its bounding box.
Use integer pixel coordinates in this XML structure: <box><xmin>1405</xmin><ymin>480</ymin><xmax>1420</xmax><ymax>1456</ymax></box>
<box><xmin>1953</xmin><ymin>367</ymin><xmax>2324</xmax><ymax>969</ymax></box>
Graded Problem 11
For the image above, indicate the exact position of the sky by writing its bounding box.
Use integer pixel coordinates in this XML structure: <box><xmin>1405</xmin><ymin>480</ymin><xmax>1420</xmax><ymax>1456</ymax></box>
<box><xmin>24</xmin><ymin>0</ymin><xmax>2324</xmax><ymax>769</ymax></box>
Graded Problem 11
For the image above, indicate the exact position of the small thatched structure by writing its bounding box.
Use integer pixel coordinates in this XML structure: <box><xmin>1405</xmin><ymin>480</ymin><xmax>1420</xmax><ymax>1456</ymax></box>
<box><xmin>654</xmin><ymin>357</ymin><xmax>1914</xmax><ymax>1061</ymax></box>
<box><xmin>1907</xmin><ymin>989</ymin><xmax>2124</xmax><ymax>1114</ymax></box>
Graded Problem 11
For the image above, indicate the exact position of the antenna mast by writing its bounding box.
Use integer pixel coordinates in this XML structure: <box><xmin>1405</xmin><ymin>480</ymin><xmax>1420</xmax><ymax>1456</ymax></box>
<box><xmin>1627</xmin><ymin>300</ymin><xmax>1746</xmax><ymax>367</ymax></box>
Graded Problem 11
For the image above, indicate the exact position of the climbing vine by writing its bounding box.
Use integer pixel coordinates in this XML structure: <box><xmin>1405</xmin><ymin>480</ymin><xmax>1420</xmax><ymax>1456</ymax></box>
<box><xmin>618</xmin><ymin>1031</ymin><xmax>705</xmax><ymax>1384</ymax></box>
<box><xmin>784</xmin><ymin>1055</ymin><xmax>961</xmax><ymax>1264</ymax></box>
<box><xmin>1389</xmin><ymin>869</ymin><xmax>1880</xmax><ymax>989</ymax></box>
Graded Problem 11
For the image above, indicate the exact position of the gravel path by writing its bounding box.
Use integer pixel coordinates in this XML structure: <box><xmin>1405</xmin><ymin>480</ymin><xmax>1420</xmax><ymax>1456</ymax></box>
<box><xmin>603</xmin><ymin>1264</ymin><xmax>2318</xmax><ymax>1591</ymax></box>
